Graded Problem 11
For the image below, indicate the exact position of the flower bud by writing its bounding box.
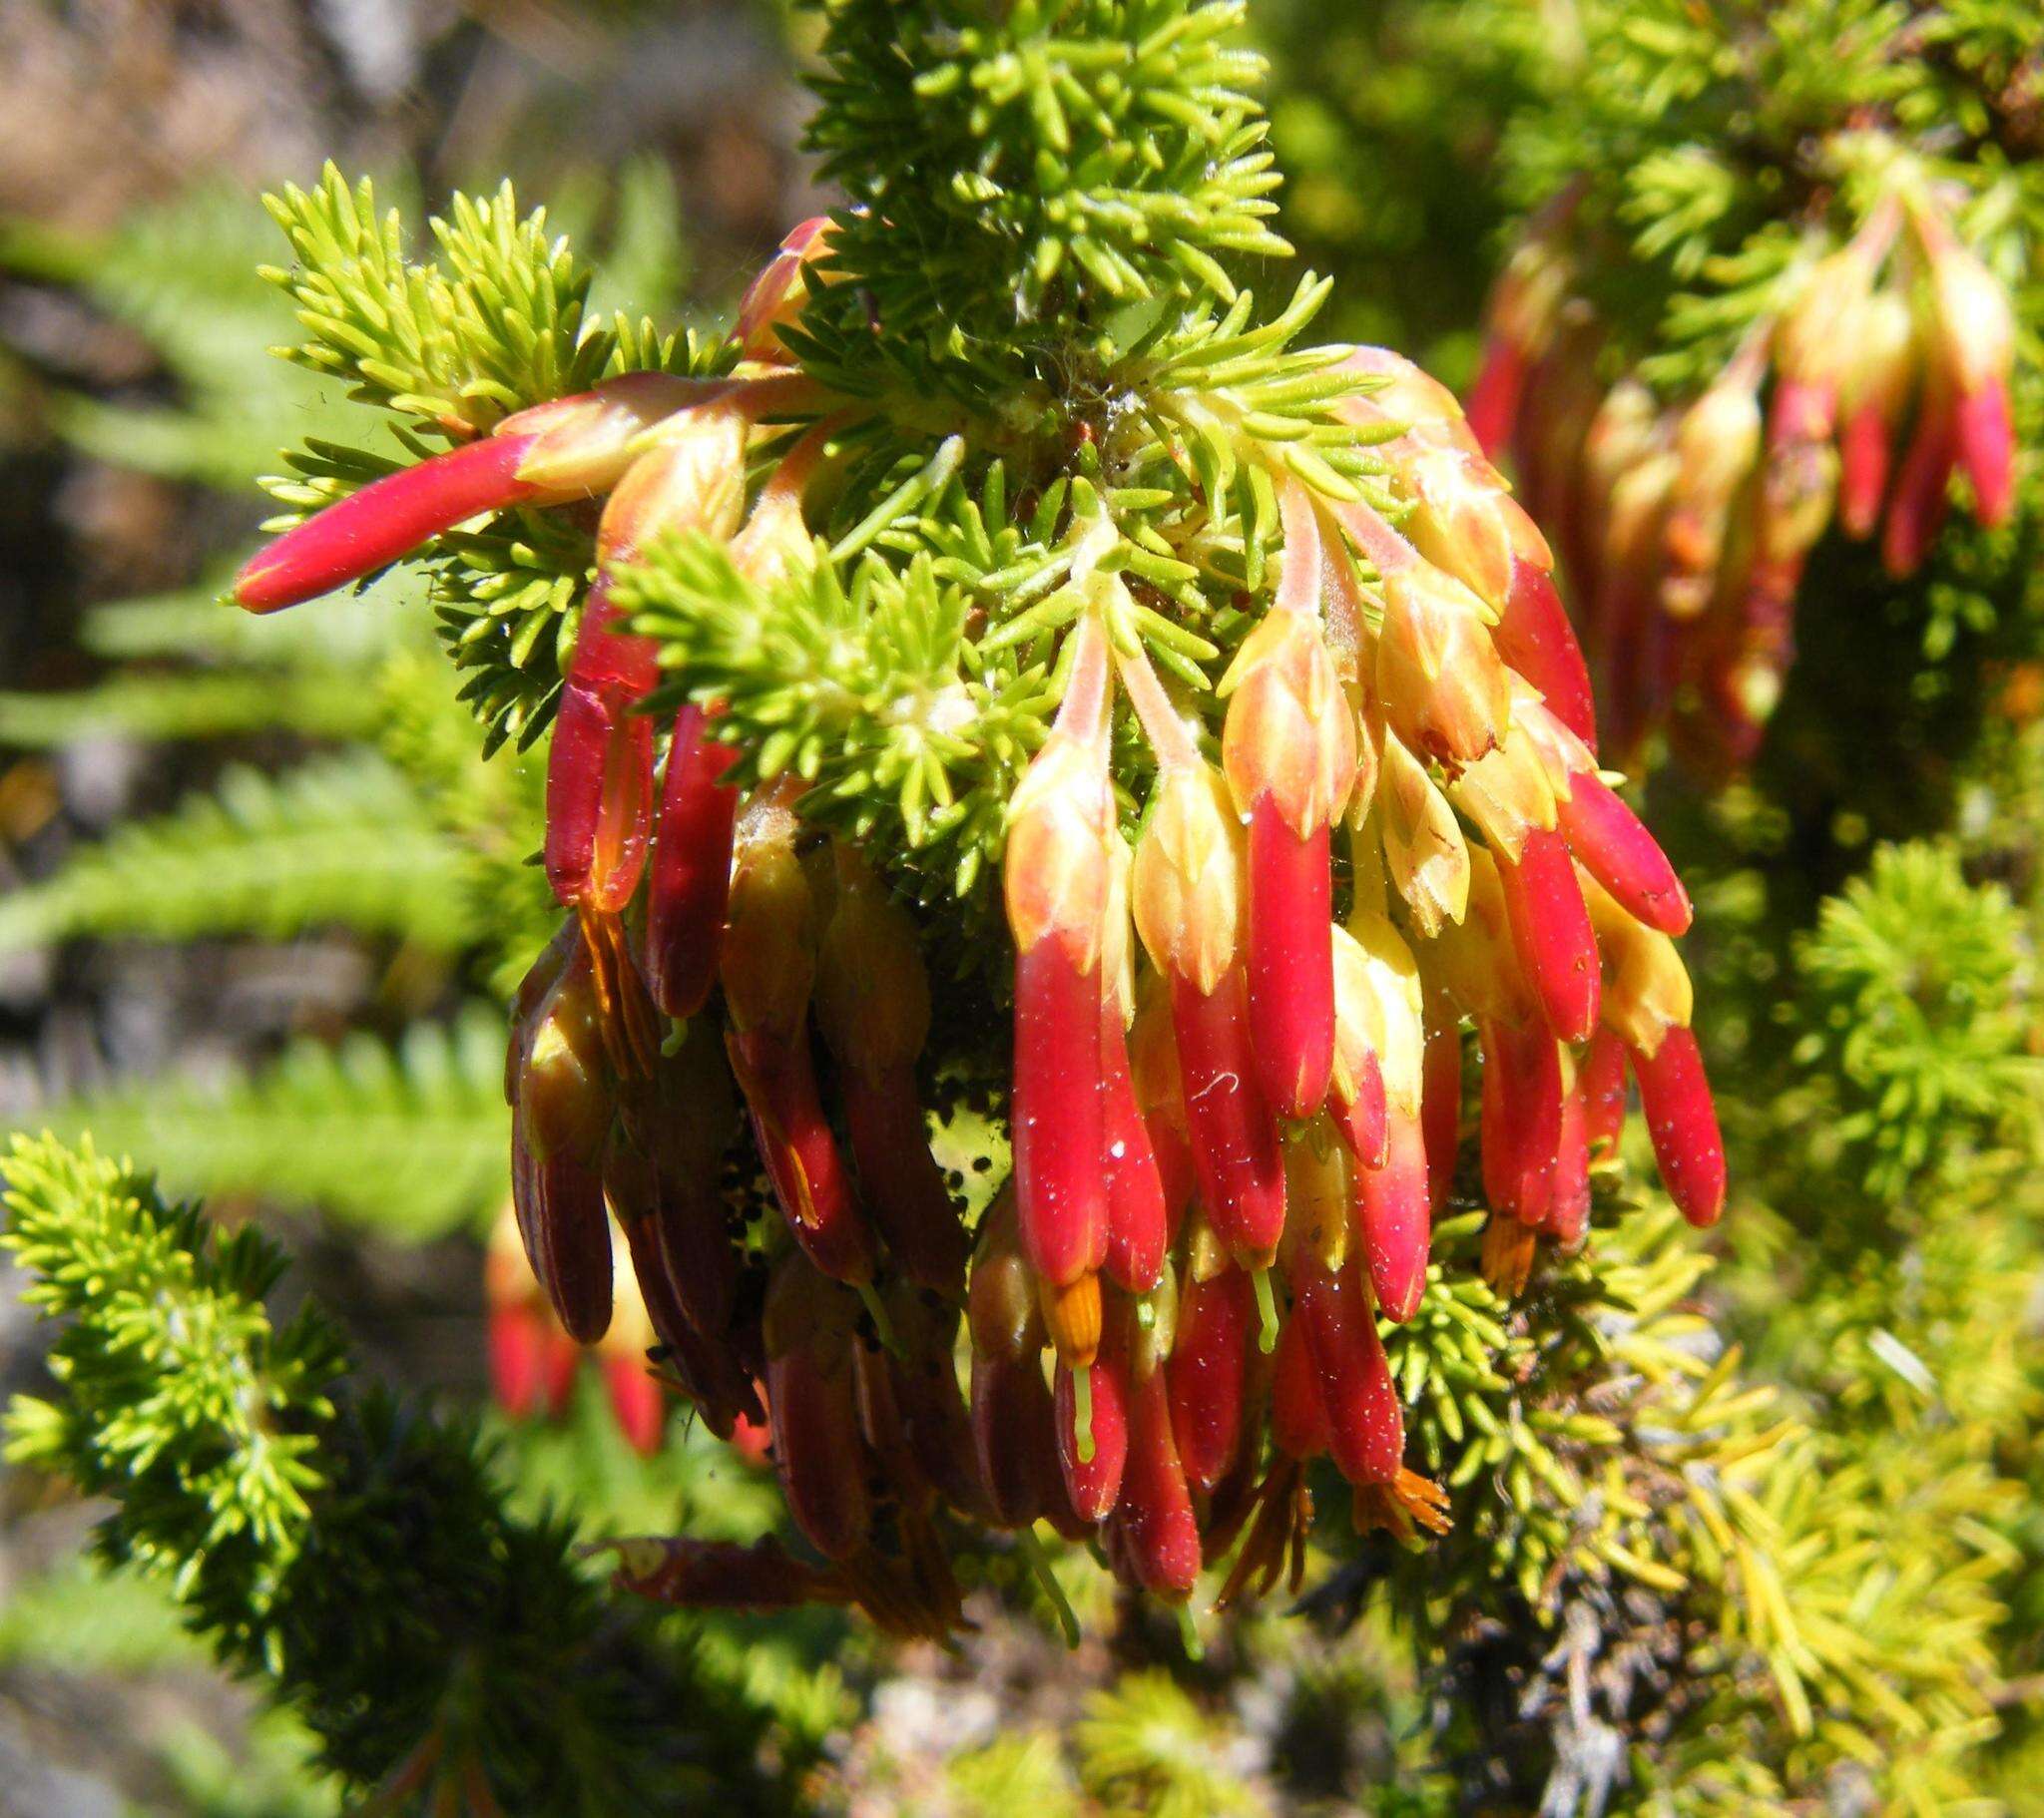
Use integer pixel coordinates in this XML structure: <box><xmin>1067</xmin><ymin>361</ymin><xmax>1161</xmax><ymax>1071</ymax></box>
<box><xmin>1169</xmin><ymin>1267</ymin><xmax>1256</xmax><ymax>1493</ymax></box>
<box><xmin>1171</xmin><ymin>964</ymin><xmax>1286</xmax><ymax>1268</ymax></box>
<box><xmin>1375</xmin><ymin>734</ymin><xmax>1471</xmax><ymax>936</ymax></box>
<box><xmin>764</xmin><ymin>1261</ymin><xmax>872</xmax><ymax>1564</ymax></box>
<box><xmin>647</xmin><ymin>704</ymin><xmax>741</xmax><ymax>1020</ymax></box>
<box><xmin>1399</xmin><ymin>442</ymin><xmax>1551</xmax><ymax>614</ymax></box>
<box><xmin>1340</xmin><ymin>346</ymin><xmax>1486</xmax><ymax>459</ymax></box>
<box><xmin>1554</xmin><ymin>770</ymin><xmax>1691</xmax><ymax>936</ymax></box>
<box><xmin>1132</xmin><ymin>763</ymin><xmax>1245</xmax><ymax>995</ymax></box>
<box><xmin>1477</xmin><ymin>1016</ymin><xmax>1562</xmax><ymax>1229</ymax></box>
<box><xmin>1110</xmin><ymin>1364</ymin><xmax>1203</xmax><ymax>1601</ymax></box>
<box><xmin>1281</xmin><ymin>1125</ymin><xmax>1351</xmax><ymax>1274</ymax></box>
<box><xmin>1922</xmin><ymin>222</ymin><xmax>2016</xmax><ymax>525</ymax></box>
<box><xmin>1376</xmin><ymin>562</ymin><xmax>1512</xmax><ymax>766</ymax></box>
<box><xmin>1629</xmin><ymin>1025</ymin><xmax>1726</xmax><ymax>1227</ymax></box>
<box><xmin>737</xmin><ymin>217</ymin><xmax>835</xmax><ymax>363</ymax></box>
<box><xmin>1581</xmin><ymin>872</ymin><xmax>1694</xmax><ymax>1055</ymax></box>
<box><xmin>1056</xmin><ymin>1313</ymin><xmax>1132</xmax><ymax>1522</ymax></box>
<box><xmin>1290</xmin><ymin>1251</ymin><xmax>1402</xmax><ymax>1487</ymax></box>
<box><xmin>1494</xmin><ymin>828</ymin><xmax>1601</xmax><ymax>1044</ymax></box>
<box><xmin>1221</xmin><ymin>608</ymin><xmax>1358</xmax><ymax>839</ymax></box>
<box><xmin>1662</xmin><ymin>365</ymin><xmax>1763</xmax><ymax>619</ymax></box>
<box><xmin>1836</xmin><ymin>288</ymin><xmax>1916</xmax><ymax>539</ymax></box>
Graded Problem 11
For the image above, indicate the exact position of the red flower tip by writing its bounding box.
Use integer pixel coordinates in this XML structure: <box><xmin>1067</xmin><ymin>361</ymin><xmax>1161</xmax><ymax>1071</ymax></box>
<box><xmin>1477</xmin><ymin>1017</ymin><xmax>1562</xmax><ymax>1229</ymax></box>
<box><xmin>1169</xmin><ymin>1267</ymin><xmax>1255</xmax><ymax>1493</ymax></box>
<box><xmin>1056</xmin><ymin>1343</ymin><xmax>1132</xmax><ymax>1522</ymax></box>
<box><xmin>1497</xmin><ymin>562</ymin><xmax>1599</xmax><ymax>750</ymax></box>
<box><xmin>1292</xmin><ymin>1253</ymin><xmax>1404</xmax><ymax>1488</ymax></box>
<box><xmin>1172</xmin><ymin>966</ymin><xmax>1287</xmax><ymax>1266</ymax></box>
<box><xmin>647</xmin><ymin>705</ymin><xmax>741</xmax><ymax>1020</ymax></box>
<box><xmin>1464</xmin><ymin>334</ymin><xmax>1527</xmax><ymax>459</ymax></box>
<box><xmin>1629</xmin><ymin>1025</ymin><xmax>1726</xmax><ymax>1226</ymax></box>
<box><xmin>1496</xmin><ymin>828</ymin><xmax>1602</xmax><ymax>1044</ymax></box>
<box><xmin>1558</xmin><ymin>771</ymin><xmax>1692</xmax><ymax>935</ymax></box>
<box><xmin>1011</xmin><ymin>934</ymin><xmax>1110</xmax><ymax>1289</ymax></box>
<box><xmin>232</xmin><ymin>432</ymin><xmax>541</xmax><ymax>614</ymax></box>
<box><xmin>1353</xmin><ymin>1109</ymin><xmax>1431</xmax><ymax>1323</ymax></box>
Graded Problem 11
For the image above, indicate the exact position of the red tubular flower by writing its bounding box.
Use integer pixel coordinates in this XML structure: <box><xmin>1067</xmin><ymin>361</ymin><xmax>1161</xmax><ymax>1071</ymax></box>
<box><xmin>646</xmin><ymin>703</ymin><xmax>741</xmax><ymax>1019</ymax></box>
<box><xmin>1420</xmin><ymin>1001</ymin><xmax>1461</xmax><ymax>1217</ymax></box>
<box><xmin>1130</xmin><ymin>983</ymin><xmax>1198</xmax><ymax>1243</ymax></box>
<box><xmin>614</xmin><ymin>1015</ymin><xmax>741</xmax><ymax>1338</ymax></box>
<box><xmin>1921</xmin><ymin>210</ymin><xmax>2016</xmax><ymax>529</ymax></box>
<box><xmin>1837</xmin><ymin>290</ymin><xmax>1915</xmax><ymax>540</ymax></box>
<box><xmin>1055</xmin><ymin>1321</ymin><xmax>1132</xmax><ymax>1522</ymax></box>
<box><xmin>235</xmin><ymin>435</ymin><xmax>543</xmax><ymax>613</ymax></box>
<box><xmin>1882</xmin><ymin>380</ymin><xmax>1957</xmax><ymax>578</ymax></box>
<box><xmin>1100</xmin><ymin>994</ymin><xmax>1168</xmax><ymax>1294</ymax></box>
<box><xmin>1495</xmin><ymin>829</ymin><xmax>1601</xmax><ymax>1043</ymax></box>
<box><xmin>609</xmin><ymin>1536</ymin><xmax>851</xmax><ymax>1613</ymax></box>
<box><xmin>511</xmin><ymin>1127</ymin><xmax>614</xmax><ymax>1345</ymax></box>
<box><xmin>1011</xmin><ymin>935</ymin><xmax>1110</xmax><ymax>1288</ymax></box>
<box><xmin>884</xmin><ymin>1288</ymin><xmax>992</xmax><ymax>1523</ymax></box>
<box><xmin>1112</xmin><ymin>1363</ymin><xmax>1202</xmax><ymax>1601</ymax></box>
<box><xmin>1498</xmin><ymin>563</ymin><xmax>1599</xmax><ymax>749</ymax></box>
<box><xmin>1270</xmin><ymin>1311</ymin><xmax>1329</xmax><ymax>1461</ymax></box>
<box><xmin>1477</xmin><ymin>1016</ymin><xmax>1562</xmax><ymax>1228</ymax></box>
<box><xmin>814</xmin><ymin>850</ymin><xmax>969</xmax><ymax>1295</ymax></box>
<box><xmin>723</xmin><ymin>813</ymin><xmax>874</xmax><ymax>1284</ymax></box>
<box><xmin>1465</xmin><ymin>335</ymin><xmax>1529</xmax><ymax>459</ymax></box>
<box><xmin>1221</xmin><ymin>485</ymin><xmax>1355</xmax><ymax>1121</ymax></box>
<box><xmin>1246</xmin><ymin>799</ymin><xmax>1337</xmax><ymax>1120</ymax></box>
<box><xmin>615</xmin><ymin>1192</ymin><xmax>763</xmax><ymax>1441</ymax></box>
<box><xmin>1581</xmin><ymin>1027</ymin><xmax>1630</xmax><ymax>1152</ymax></box>
<box><xmin>1173</xmin><ymin>967</ymin><xmax>1288</xmax><ymax>1266</ymax></box>
<box><xmin>1555</xmin><ymin>772</ymin><xmax>1692</xmax><ymax>936</ymax></box>
<box><xmin>1170</xmin><ymin>1267</ymin><xmax>1254</xmax><ymax>1493</ymax></box>
<box><xmin>1953</xmin><ymin>379</ymin><xmax>2014</xmax><ymax>529</ymax></box>
<box><xmin>1005</xmin><ymin>615</ymin><xmax>1117</xmax><ymax>1316</ymax></box>
<box><xmin>736</xmin><ymin>217</ymin><xmax>835</xmax><ymax>363</ymax></box>
<box><xmin>1545</xmin><ymin>1070</ymin><xmax>1591</xmax><ymax>1246</ymax></box>
<box><xmin>1353</xmin><ymin>1109</ymin><xmax>1431</xmax><ymax>1322</ymax></box>
<box><xmin>764</xmin><ymin>1259</ymin><xmax>872</xmax><ymax>1563</ymax></box>
<box><xmin>1627</xmin><ymin>1026</ymin><xmax>1727</xmax><ymax>1226</ymax></box>
<box><xmin>1290</xmin><ymin>1252</ymin><xmax>1402</xmax><ymax>1487</ymax></box>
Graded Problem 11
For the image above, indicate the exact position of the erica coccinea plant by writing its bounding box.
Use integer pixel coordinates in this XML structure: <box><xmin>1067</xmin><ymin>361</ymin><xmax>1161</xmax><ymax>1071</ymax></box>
<box><xmin>228</xmin><ymin>0</ymin><xmax>1723</xmax><ymax>1639</ymax></box>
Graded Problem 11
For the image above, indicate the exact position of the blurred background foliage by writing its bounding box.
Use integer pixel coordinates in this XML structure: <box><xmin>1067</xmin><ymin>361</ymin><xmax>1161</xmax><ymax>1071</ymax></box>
<box><xmin>2</xmin><ymin>1</ymin><xmax>2041</xmax><ymax>1813</ymax></box>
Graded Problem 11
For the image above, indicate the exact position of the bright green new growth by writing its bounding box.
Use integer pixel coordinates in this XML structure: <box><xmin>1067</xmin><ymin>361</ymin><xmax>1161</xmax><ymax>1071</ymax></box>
<box><xmin>799</xmin><ymin>0</ymin><xmax>1288</xmax><ymax>392</ymax></box>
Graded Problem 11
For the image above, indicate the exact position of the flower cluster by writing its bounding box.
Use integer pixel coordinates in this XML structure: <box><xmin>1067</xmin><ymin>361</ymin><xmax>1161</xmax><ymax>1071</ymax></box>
<box><xmin>231</xmin><ymin>210</ymin><xmax>1723</xmax><ymax>1636</ymax></box>
<box><xmin>1468</xmin><ymin>182</ymin><xmax>2019</xmax><ymax>769</ymax></box>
